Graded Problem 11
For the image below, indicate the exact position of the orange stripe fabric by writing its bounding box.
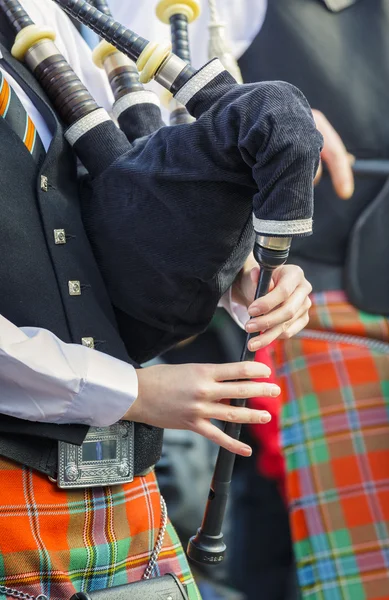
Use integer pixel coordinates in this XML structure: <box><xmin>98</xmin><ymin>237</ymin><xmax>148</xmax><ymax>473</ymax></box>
<box><xmin>0</xmin><ymin>78</ymin><xmax>10</xmax><ymax>116</ymax></box>
<box><xmin>24</xmin><ymin>117</ymin><xmax>35</xmax><ymax>152</ymax></box>
<box><xmin>0</xmin><ymin>74</ymin><xmax>44</xmax><ymax>160</ymax></box>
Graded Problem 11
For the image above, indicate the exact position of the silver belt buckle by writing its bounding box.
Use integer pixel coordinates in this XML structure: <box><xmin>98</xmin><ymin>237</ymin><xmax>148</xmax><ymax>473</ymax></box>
<box><xmin>57</xmin><ymin>422</ymin><xmax>134</xmax><ymax>489</ymax></box>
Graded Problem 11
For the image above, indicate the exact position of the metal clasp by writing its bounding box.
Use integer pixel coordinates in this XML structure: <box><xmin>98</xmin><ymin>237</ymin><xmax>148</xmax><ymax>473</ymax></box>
<box><xmin>57</xmin><ymin>422</ymin><xmax>134</xmax><ymax>489</ymax></box>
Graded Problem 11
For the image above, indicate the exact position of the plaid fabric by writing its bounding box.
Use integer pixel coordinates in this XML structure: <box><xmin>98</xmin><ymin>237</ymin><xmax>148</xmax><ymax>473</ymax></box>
<box><xmin>273</xmin><ymin>291</ymin><xmax>389</xmax><ymax>599</ymax></box>
<box><xmin>0</xmin><ymin>460</ymin><xmax>201</xmax><ymax>600</ymax></box>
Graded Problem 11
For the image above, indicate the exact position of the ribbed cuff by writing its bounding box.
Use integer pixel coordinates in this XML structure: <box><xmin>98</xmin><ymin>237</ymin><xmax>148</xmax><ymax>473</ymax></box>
<box><xmin>179</xmin><ymin>61</ymin><xmax>237</xmax><ymax>118</ymax></box>
<box><xmin>72</xmin><ymin>120</ymin><xmax>130</xmax><ymax>177</ymax></box>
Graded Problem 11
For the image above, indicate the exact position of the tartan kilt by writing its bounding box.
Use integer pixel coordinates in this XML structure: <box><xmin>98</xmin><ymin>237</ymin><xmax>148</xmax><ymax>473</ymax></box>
<box><xmin>0</xmin><ymin>462</ymin><xmax>201</xmax><ymax>600</ymax></box>
<box><xmin>273</xmin><ymin>291</ymin><xmax>389</xmax><ymax>600</ymax></box>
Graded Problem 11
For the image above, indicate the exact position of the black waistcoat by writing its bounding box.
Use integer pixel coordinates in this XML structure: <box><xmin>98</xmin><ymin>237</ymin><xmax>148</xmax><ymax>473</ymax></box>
<box><xmin>239</xmin><ymin>0</ymin><xmax>389</xmax><ymax>314</ymax></box>
<box><xmin>0</xmin><ymin>29</ymin><xmax>162</xmax><ymax>476</ymax></box>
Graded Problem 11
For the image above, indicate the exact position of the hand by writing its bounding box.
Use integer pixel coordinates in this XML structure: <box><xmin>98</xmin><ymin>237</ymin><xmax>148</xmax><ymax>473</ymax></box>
<box><xmin>124</xmin><ymin>361</ymin><xmax>281</xmax><ymax>456</ymax></box>
<box><xmin>312</xmin><ymin>109</ymin><xmax>354</xmax><ymax>199</ymax></box>
<box><xmin>231</xmin><ymin>257</ymin><xmax>312</xmax><ymax>352</ymax></box>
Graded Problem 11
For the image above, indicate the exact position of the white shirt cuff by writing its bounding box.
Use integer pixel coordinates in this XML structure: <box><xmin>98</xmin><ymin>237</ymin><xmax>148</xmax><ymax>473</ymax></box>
<box><xmin>218</xmin><ymin>288</ymin><xmax>249</xmax><ymax>330</ymax></box>
<box><xmin>63</xmin><ymin>350</ymin><xmax>138</xmax><ymax>427</ymax></box>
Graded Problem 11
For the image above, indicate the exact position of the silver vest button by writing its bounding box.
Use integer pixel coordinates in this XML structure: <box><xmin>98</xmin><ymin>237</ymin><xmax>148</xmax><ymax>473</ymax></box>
<box><xmin>54</xmin><ymin>229</ymin><xmax>66</xmax><ymax>245</ymax></box>
<box><xmin>40</xmin><ymin>175</ymin><xmax>48</xmax><ymax>192</ymax></box>
<box><xmin>81</xmin><ymin>337</ymin><xmax>95</xmax><ymax>349</ymax></box>
<box><xmin>68</xmin><ymin>280</ymin><xmax>81</xmax><ymax>296</ymax></box>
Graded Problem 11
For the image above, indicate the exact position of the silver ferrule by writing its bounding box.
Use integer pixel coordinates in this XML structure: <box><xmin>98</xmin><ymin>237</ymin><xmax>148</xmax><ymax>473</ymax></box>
<box><xmin>155</xmin><ymin>53</ymin><xmax>188</xmax><ymax>90</ymax></box>
<box><xmin>256</xmin><ymin>236</ymin><xmax>292</xmax><ymax>251</ymax></box>
<box><xmin>174</xmin><ymin>59</ymin><xmax>225</xmax><ymax>107</ymax></box>
<box><xmin>113</xmin><ymin>90</ymin><xmax>160</xmax><ymax>120</ymax></box>
<box><xmin>25</xmin><ymin>39</ymin><xmax>59</xmax><ymax>72</ymax></box>
<box><xmin>103</xmin><ymin>51</ymin><xmax>135</xmax><ymax>77</ymax></box>
<box><xmin>65</xmin><ymin>108</ymin><xmax>111</xmax><ymax>146</ymax></box>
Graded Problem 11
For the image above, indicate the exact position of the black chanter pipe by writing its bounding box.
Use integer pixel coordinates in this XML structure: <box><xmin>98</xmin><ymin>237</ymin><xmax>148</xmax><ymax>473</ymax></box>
<box><xmin>156</xmin><ymin>0</ymin><xmax>200</xmax><ymax>125</ymax></box>
<box><xmin>2</xmin><ymin>0</ymin><xmax>322</xmax><ymax>371</ymax></box>
<box><xmin>90</xmin><ymin>0</ymin><xmax>165</xmax><ymax>142</ymax></box>
<box><xmin>187</xmin><ymin>237</ymin><xmax>290</xmax><ymax>566</ymax></box>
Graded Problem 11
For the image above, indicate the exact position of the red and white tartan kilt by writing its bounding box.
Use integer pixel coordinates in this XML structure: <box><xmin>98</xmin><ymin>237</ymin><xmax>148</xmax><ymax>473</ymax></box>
<box><xmin>272</xmin><ymin>291</ymin><xmax>389</xmax><ymax>599</ymax></box>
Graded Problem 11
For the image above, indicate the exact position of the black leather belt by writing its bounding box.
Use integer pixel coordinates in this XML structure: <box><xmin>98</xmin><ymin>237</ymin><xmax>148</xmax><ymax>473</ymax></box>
<box><xmin>0</xmin><ymin>420</ymin><xmax>163</xmax><ymax>481</ymax></box>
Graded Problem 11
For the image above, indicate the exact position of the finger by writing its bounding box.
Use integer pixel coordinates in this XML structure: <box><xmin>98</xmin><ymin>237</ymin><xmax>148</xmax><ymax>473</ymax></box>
<box><xmin>248</xmin><ymin>267</ymin><xmax>304</xmax><ymax>317</ymax></box>
<box><xmin>279</xmin><ymin>310</ymin><xmax>310</xmax><ymax>340</ymax></box>
<box><xmin>192</xmin><ymin>420</ymin><xmax>253</xmax><ymax>457</ymax></box>
<box><xmin>237</xmin><ymin>266</ymin><xmax>277</xmax><ymax>310</ymax></box>
<box><xmin>314</xmin><ymin>111</ymin><xmax>354</xmax><ymax>199</ymax></box>
<box><xmin>202</xmin><ymin>403</ymin><xmax>272</xmax><ymax>424</ymax></box>
<box><xmin>208</xmin><ymin>381</ymin><xmax>281</xmax><ymax>401</ymax></box>
<box><xmin>248</xmin><ymin>300</ymin><xmax>311</xmax><ymax>351</ymax></box>
<box><xmin>314</xmin><ymin>159</ymin><xmax>323</xmax><ymax>186</ymax></box>
<box><xmin>238</xmin><ymin>267</ymin><xmax>260</xmax><ymax>309</ymax></box>
<box><xmin>246</xmin><ymin>285</ymin><xmax>312</xmax><ymax>334</ymax></box>
<box><xmin>212</xmin><ymin>361</ymin><xmax>271</xmax><ymax>381</ymax></box>
<box><xmin>251</xmin><ymin>266</ymin><xmax>260</xmax><ymax>286</ymax></box>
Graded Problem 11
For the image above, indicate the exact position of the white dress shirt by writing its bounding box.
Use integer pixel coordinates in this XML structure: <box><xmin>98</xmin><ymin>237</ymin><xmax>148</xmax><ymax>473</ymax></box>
<box><xmin>108</xmin><ymin>0</ymin><xmax>267</xmax><ymax>68</ymax></box>
<box><xmin>0</xmin><ymin>0</ymin><xmax>251</xmax><ymax>427</ymax></box>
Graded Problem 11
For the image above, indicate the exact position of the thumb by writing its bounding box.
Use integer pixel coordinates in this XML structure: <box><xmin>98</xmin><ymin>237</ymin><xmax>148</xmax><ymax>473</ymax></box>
<box><xmin>240</xmin><ymin>267</ymin><xmax>260</xmax><ymax>308</ymax></box>
<box><xmin>250</xmin><ymin>266</ymin><xmax>260</xmax><ymax>286</ymax></box>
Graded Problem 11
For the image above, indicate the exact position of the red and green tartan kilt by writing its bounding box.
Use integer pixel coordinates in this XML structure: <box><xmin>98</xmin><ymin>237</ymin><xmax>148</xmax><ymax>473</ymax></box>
<box><xmin>273</xmin><ymin>291</ymin><xmax>389</xmax><ymax>600</ymax></box>
<box><xmin>0</xmin><ymin>461</ymin><xmax>201</xmax><ymax>600</ymax></box>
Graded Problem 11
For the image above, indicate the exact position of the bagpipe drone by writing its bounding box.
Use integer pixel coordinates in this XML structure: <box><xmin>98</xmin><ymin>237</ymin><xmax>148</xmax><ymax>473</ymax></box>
<box><xmin>90</xmin><ymin>0</ymin><xmax>166</xmax><ymax>141</ymax></box>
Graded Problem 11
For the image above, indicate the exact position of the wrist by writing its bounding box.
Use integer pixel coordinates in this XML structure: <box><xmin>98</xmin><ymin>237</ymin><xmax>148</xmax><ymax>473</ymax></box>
<box><xmin>123</xmin><ymin>369</ymin><xmax>144</xmax><ymax>422</ymax></box>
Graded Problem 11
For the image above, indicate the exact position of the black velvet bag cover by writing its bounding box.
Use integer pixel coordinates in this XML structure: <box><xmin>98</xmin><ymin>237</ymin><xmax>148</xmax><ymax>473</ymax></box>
<box><xmin>80</xmin><ymin>77</ymin><xmax>320</xmax><ymax>362</ymax></box>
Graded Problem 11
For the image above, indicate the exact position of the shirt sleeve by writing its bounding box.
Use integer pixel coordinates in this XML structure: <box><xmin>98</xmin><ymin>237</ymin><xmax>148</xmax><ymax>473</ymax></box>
<box><xmin>0</xmin><ymin>314</ymin><xmax>138</xmax><ymax>427</ymax></box>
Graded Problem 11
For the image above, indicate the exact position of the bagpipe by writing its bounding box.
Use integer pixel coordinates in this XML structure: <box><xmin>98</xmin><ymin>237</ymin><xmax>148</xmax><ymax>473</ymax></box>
<box><xmin>0</xmin><ymin>0</ymin><xmax>324</xmax><ymax>575</ymax></box>
<box><xmin>0</xmin><ymin>0</ymin><xmax>322</xmax><ymax>366</ymax></box>
<box><xmin>154</xmin><ymin>0</ymin><xmax>198</xmax><ymax>125</ymax></box>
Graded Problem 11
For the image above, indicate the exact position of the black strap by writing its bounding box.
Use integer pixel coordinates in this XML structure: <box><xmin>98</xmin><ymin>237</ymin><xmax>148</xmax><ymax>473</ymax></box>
<box><xmin>0</xmin><ymin>421</ymin><xmax>163</xmax><ymax>479</ymax></box>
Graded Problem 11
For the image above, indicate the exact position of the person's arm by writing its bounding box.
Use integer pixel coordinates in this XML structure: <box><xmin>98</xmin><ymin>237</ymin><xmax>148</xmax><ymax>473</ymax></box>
<box><xmin>312</xmin><ymin>109</ymin><xmax>354</xmax><ymax>199</ymax></box>
<box><xmin>0</xmin><ymin>312</ymin><xmax>276</xmax><ymax>456</ymax></box>
<box><xmin>0</xmin><ymin>314</ymin><xmax>138</xmax><ymax>427</ymax></box>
